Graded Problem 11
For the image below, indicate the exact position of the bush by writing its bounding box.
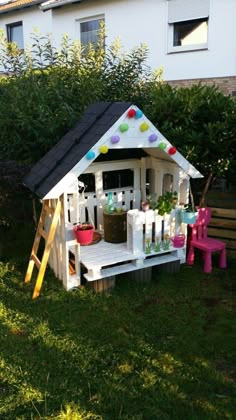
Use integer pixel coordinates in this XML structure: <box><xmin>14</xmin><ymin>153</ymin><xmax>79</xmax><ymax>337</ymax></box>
<box><xmin>0</xmin><ymin>30</ymin><xmax>154</xmax><ymax>163</ymax></box>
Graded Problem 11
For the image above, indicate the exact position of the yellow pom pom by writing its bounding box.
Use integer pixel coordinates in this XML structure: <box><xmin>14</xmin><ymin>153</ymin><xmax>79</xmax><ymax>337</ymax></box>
<box><xmin>99</xmin><ymin>145</ymin><xmax>108</xmax><ymax>154</ymax></box>
<box><xmin>140</xmin><ymin>122</ymin><xmax>149</xmax><ymax>132</ymax></box>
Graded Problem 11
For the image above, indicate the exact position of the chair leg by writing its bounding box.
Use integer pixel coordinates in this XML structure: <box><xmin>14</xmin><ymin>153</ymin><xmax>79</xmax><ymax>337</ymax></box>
<box><xmin>219</xmin><ymin>248</ymin><xmax>227</xmax><ymax>269</ymax></box>
<box><xmin>203</xmin><ymin>251</ymin><xmax>212</xmax><ymax>273</ymax></box>
<box><xmin>187</xmin><ymin>245</ymin><xmax>195</xmax><ymax>266</ymax></box>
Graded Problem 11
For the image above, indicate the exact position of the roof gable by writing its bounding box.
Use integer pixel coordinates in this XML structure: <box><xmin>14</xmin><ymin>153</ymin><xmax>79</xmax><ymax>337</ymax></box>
<box><xmin>23</xmin><ymin>101</ymin><xmax>203</xmax><ymax>199</ymax></box>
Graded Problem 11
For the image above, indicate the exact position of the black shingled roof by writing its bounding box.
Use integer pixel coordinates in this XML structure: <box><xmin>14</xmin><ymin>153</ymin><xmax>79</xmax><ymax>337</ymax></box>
<box><xmin>23</xmin><ymin>102</ymin><xmax>132</xmax><ymax>199</ymax></box>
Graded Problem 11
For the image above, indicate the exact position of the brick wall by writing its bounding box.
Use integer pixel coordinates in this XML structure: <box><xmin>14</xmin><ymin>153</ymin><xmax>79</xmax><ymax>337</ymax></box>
<box><xmin>167</xmin><ymin>76</ymin><xmax>236</xmax><ymax>96</ymax></box>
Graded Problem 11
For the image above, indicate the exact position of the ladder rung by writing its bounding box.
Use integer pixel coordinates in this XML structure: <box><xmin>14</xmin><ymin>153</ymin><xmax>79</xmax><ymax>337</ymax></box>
<box><xmin>31</xmin><ymin>253</ymin><xmax>41</xmax><ymax>269</ymax></box>
<box><xmin>39</xmin><ymin>227</ymin><xmax>48</xmax><ymax>240</ymax></box>
<box><xmin>44</xmin><ymin>204</ymin><xmax>55</xmax><ymax>215</ymax></box>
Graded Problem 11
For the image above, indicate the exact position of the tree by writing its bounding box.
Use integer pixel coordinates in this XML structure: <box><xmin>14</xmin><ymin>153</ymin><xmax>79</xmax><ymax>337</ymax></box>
<box><xmin>143</xmin><ymin>83</ymin><xmax>236</xmax><ymax>206</ymax></box>
<box><xmin>0</xmin><ymin>29</ymin><xmax>154</xmax><ymax>162</ymax></box>
<box><xmin>0</xmin><ymin>30</ymin><xmax>235</xmax><ymax>206</ymax></box>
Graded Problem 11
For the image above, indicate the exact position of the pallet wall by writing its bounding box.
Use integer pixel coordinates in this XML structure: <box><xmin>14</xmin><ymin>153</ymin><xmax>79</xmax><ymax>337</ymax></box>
<box><xmin>206</xmin><ymin>192</ymin><xmax>236</xmax><ymax>259</ymax></box>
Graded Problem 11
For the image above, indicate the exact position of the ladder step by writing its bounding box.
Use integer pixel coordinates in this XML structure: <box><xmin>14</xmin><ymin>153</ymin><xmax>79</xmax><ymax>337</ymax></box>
<box><xmin>44</xmin><ymin>204</ymin><xmax>55</xmax><ymax>215</ymax></box>
<box><xmin>39</xmin><ymin>227</ymin><xmax>48</xmax><ymax>240</ymax></box>
<box><xmin>24</xmin><ymin>198</ymin><xmax>62</xmax><ymax>299</ymax></box>
<box><xmin>31</xmin><ymin>253</ymin><xmax>41</xmax><ymax>269</ymax></box>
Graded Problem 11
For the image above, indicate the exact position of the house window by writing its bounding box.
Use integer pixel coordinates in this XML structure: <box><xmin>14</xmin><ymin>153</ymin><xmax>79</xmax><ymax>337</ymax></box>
<box><xmin>162</xmin><ymin>174</ymin><xmax>173</xmax><ymax>194</ymax></box>
<box><xmin>168</xmin><ymin>0</ymin><xmax>209</xmax><ymax>53</ymax></box>
<box><xmin>173</xmin><ymin>18</ymin><xmax>208</xmax><ymax>47</ymax></box>
<box><xmin>80</xmin><ymin>16</ymin><xmax>104</xmax><ymax>49</ymax></box>
<box><xmin>103</xmin><ymin>169</ymin><xmax>134</xmax><ymax>191</ymax></box>
<box><xmin>7</xmin><ymin>21</ymin><xmax>24</xmax><ymax>50</ymax></box>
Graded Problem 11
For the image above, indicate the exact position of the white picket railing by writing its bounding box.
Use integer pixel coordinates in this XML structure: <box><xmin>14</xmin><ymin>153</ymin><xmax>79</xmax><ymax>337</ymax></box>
<box><xmin>127</xmin><ymin>208</ymin><xmax>184</xmax><ymax>254</ymax></box>
<box><xmin>69</xmin><ymin>187</ymin><xmax>141</xmax><ymax>230</ymax></box>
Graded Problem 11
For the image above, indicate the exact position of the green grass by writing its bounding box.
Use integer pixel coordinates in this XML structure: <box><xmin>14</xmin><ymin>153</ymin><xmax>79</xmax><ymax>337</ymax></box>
<box><xmin>0</xmin><ymin>224</ymin><xmax>236</xmax><ymax>419</ymax></box>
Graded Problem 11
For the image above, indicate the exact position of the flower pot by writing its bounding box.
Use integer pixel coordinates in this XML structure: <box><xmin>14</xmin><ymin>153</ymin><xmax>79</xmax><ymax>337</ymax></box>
<box><xmin>180</xmin><ymin>210</ymin><xmax>198</xmax><ymax>224</ymax></box>
<box><xmin>73</xmin><ymin>224</ymin><xmax>94</xmax><ymax>245</ymax></box>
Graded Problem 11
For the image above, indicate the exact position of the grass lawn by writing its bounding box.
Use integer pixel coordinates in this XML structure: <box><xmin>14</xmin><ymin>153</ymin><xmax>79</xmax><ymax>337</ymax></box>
<box><xmin>0</xmin><ymin>224</ymin><xmax>236</xmax><ymax>419</ymax></box>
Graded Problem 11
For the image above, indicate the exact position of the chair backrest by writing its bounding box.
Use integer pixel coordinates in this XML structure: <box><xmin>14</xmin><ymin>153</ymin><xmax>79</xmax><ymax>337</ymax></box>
<box><xmin>191</xmin><ymin>207</ymin><xmax>211</xmax><ymax>241</ymax></box>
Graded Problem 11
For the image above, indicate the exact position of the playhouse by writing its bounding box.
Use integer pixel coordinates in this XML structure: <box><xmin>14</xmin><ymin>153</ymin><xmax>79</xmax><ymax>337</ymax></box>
<box><xmin>23</xmin><ymin>102</ymin><xmax>203</xmax><ymax>298</ymax></box>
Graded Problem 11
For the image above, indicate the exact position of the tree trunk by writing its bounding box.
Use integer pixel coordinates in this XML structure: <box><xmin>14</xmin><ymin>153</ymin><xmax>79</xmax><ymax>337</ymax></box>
<box><xmin>199</xmin><ymin>171</ymin><xmax>214</xmax><ymax>208</ymax></box>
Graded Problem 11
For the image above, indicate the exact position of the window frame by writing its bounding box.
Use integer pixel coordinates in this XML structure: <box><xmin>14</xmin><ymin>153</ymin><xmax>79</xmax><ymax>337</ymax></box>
<box><xmin>78</xmin><ymin>15</ymin><xmax>105</xmax><ymax>50</ymax></box>
<box><xmin>168</xmin><ymin>17</ymin><xmax>208</xmax><ymax>54</ymax></box>
<box><xmin>6</xmin><ymin>21</ymin><xmax>24</xmax><ymax>50</ymax></box>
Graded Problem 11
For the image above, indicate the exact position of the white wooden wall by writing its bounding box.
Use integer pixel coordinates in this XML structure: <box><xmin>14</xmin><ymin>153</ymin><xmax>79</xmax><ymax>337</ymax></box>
<box><xmin>46</xmin><ymin>157</ymin><xmax>190</xmax><ymax>290</ymax></box>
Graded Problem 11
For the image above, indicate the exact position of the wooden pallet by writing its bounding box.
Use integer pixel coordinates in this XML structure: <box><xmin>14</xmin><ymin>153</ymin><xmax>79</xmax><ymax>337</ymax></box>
<box><xmin>80</xmin><ymin>240</ymin><xmax>182</xmax><ymax>282</ymax></box>
<box><xmin>208</xmin><ymin>206</ymin><xmax>236</xmax><ymax>259</ymax></box>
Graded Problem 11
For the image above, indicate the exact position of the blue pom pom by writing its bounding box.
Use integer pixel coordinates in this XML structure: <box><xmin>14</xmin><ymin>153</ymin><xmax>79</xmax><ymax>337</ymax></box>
<box><xmin>86</xmin><ymin>150</ymin><xmax>95</xmax><ymax>160</ymax></box>
<box><xmin>135</xmin><ymin>109</ymin><xmax>143</xmax><ymax>119</ymax></box>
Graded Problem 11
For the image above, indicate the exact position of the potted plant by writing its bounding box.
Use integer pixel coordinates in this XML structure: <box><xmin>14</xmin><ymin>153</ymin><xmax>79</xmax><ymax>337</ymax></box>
<box><xmin>180</xmin><ymin>182</ymin><xmax>198</xmax><ymax>224</ymax></box>
<box><xmin>147</xmin><ymin>191</ymin><xmax>178</xmax><ymax>215</ymax></box>
<box><xmin>73</xmin><ymin>222</ymin><xmax>94</xmax><ymax>245</ymax></box>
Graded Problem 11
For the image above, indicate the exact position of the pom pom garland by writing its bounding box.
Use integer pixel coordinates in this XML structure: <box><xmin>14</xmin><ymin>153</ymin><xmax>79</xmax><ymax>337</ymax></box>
<box><xmin>111</xmin><ymin>135</ymin><xmax>120</xmax><ymax>144</ymax></box>
<box><xmin>149</xmin><ymin>133</ymin><xmax>158</xmax><ymax>143</ymax></box>
<box><xmin>158</xmin><ymin>142</ymin><xmax>167</xmax><ymax>150</ymax></box>
<box><xmin>119</xmin><ymin>123</ymin><xmax>129</xmax><ymax>133</ymax></box>
<box><xmin>135</xmin><ymin>109</ymin><xmax>143</xmax><ymax>119</ymax></box>
<box><xmin>127</xmin><ymin>108</ymin><xmax>136</xmax><ymax>118</ymax></box>
<box><xmin>86</xmin><ymin>150</ymin><xmax>96</xmax><ymax>160</ymax></box>
<box><xmin>140</xmin><ymin>122</ymin><xmax>149</xmax><ymax>132</ymax></box>
<box><xmin>99</xmin><ymin>145</ymin><xmax>109</xmax><ymax>154</ymax></box>
<box><xmin>168</xmin><ymin>146</ymin><xmax>177</xmax><ymax>155</ymax></box>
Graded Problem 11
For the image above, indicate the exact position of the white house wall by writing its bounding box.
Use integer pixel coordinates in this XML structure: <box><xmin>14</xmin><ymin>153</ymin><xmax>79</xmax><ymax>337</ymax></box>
<box><xmin>0</xmin><ymin>0</ymin><xmax>236</xmax><ymax>82</ymax></box>
<box><xmin>0</xmin><ymin>7</ymin><xmax>52</xmax><ymax>48</ymax></box>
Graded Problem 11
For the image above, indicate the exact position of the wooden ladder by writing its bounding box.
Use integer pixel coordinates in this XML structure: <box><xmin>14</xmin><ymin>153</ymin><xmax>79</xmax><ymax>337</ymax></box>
<box><xmin>24</xmin><ymin>199</ymin><xmax>61</xmax><ymax>299</ymax></box>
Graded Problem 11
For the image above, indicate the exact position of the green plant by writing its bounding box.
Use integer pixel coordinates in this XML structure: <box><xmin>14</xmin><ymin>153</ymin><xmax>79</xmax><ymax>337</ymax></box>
<box><xmin>75</xmin><ymin>223</ymin><xmax>93</xmax><ymax>230</ymax></box>
<box><xmin>143</xmin><ymin>83</ymin><xmax>236</xmax><ymax>207</ymax></box>
<box><xmin>0</xmin><ymin>29</ymin><xmax>154</xmax><ymax>164</ymax></box>
<box><xmin>147</xmin><ymin>191</ymin><xmax>178</xmax><ymax>215</ymax></box>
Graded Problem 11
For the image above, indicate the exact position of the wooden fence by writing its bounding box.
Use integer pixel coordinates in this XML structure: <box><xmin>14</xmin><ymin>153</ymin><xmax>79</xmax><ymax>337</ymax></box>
<box><xmin>206</xmin><ymin>191</ymin><xmax>236</xmax><ymax>259</ymax></box>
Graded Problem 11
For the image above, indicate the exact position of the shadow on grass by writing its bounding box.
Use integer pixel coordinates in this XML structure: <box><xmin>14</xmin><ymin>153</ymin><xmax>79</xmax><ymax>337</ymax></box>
<box><xmin>0</xmin><ymin>256</ymin><xmax>236</xmax><ymax>419</ymax></box>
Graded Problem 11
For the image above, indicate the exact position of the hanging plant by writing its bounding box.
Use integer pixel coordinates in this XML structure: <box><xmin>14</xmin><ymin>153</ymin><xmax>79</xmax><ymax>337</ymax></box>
<box><xmin>180</xmin><ymin>182</ymin><xmax>198</xmax><ymax>224</ymax></box>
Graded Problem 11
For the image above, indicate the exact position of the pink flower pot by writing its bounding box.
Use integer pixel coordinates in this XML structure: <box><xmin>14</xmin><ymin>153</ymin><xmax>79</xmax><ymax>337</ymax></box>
<box><xmin>73</xmin><ymin>224</ymin><xmax>94</xmax><ymax>245</ymax></box>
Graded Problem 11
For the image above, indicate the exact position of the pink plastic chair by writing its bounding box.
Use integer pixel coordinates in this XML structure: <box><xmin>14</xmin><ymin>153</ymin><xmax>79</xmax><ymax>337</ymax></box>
<box><xmin>186</xmin><ymin>208</ymin><xmax>227</xmax><ymax>273</ymax></box>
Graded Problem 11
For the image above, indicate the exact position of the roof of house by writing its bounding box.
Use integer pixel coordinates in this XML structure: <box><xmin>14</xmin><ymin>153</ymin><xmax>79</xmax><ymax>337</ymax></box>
<box><xmin>23</xmin><ymin>101</ymin><xmax>203</xmax><ymax>200</ymax></box>
<box><xmin>23</xmin><ymin>102</ymin><xmax>132</xmax><ymax>199</ymax></box>
<box><xmin>0</xmin><ymin>0</ymin><xmax>41</xmax><ymax>14</ymax></box>
<box><xmin>40</xmin><ymin>0</ymin><xmax>82</xmax><ymax>11</ymax></box>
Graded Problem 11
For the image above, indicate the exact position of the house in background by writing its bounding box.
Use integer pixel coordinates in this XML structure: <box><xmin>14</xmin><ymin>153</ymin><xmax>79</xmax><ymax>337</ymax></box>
<box><xmin>0</xmin><ymin>0</ymin><xmax>236</xmax><ymax>95</ymax></box>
